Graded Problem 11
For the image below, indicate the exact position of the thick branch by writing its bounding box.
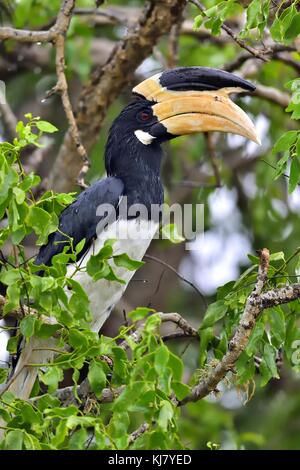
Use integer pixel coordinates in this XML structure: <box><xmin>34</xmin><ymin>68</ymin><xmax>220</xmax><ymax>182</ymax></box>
<box><xmin>180</xmin><ymin>248</ymin><xmax>271</xmax><ymax>405</ymax></box>
<box><xmin>55</xmin><ymin>380</ymin><xmax>125</xmax><ymax>406</ymax></box>
<box><xmin>253</xmin><ymin>83</ymin><xmax>290</xmax><ymax>109</ymax></box>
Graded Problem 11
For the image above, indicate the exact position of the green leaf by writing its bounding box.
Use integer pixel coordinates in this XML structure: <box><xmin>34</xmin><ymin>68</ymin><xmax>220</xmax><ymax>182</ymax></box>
<box><xmin>158</xmin><ymin>400</ymin><xmax>174</xmax><ymax>431</ymax></box>
<box><xmin>172</xmin><ymin>381</ymin><xmax>190</xmax><ymax>400</ymax></box>
<box><xmin>259</xmin><ymin>357</ymin><xmax>273</xmax><ymax>386</ymax></box>
<box><xmin>35</xmin><ymin>394</ymin><xmax>60</xmax><ymax>412</ymax></box>
<box><xmin>20</xmin><ymin>315</ymin><xmax>37</xmax><ymax>339</ymax></box>
<box><xmin>19</xmin><ymin>173</ymin><xmax>41</xmax><ymax>192</ymax></box>
<box><xmin>113</xmin><ymin>253</ymin><xmax>144</xmax><ymax>271</ymax></box>
<box><xmin>88</xmin><ymin>361</ymin><xmax>107</xmax><ymax>398</ymax></box>
<box><xmin>75</xmin><ymin>238</ymin><xmax>86</xmax><ymax>254</ymax></box>
<box><xmin>0</xmin><ymin>368</ymin><xmax>8</xmax><ymax>384</ymax></box>
<box><xmin>3</xmin><ymin>430</ymin><xmax>24</xmax><ymax>450</ymax></box>
<box><xmin>289</xmin><ymin>157</ymin><xmax>300</xmax><ymax>193</ymax></box>
<box><xmin>26</xmin><ymin>206</ymin><xmax>57</xmax><ymax>244</ymax></box>
<box><xmin>128</xmin><ymin>307</ymin><xmax>155</xmax><ymax>322</ymax></box>
<box><xmin>263</xmin><ymin>344</ymin><xmax>279</xmax><ymax>379</ymax></box>
<box><xmin>285</xmin><ymin>12</ymin><xmax>300</xmax><ymax>40</ymax></box>
<box><xmin>113</xmin><ymin>382</ymin><xmax>145</xmax><ymax>412</ymax></box>
<box><xmin>245</xmin><ymin>321</ymin><xmax>264</xmax><ymax>355</ymax></box>
<box><xmin>35</xmin><ymin>120</ymin><xmax>58</xmax><ymax>133</ymax></box>
<box><xmin>105</xmin><ymin>265</ymin><xmax>126</xmax><ymax>284</ymax></box>
<box><xmin>45</xmin><ymin>405</ymin><xmax>78</xmax><ymax>418</ymax></box>
<box><xmin>6</xmin><ymin>335</ymin><xmax>19</xmax><ymax>354</ymax></box>
<box><xmin>193</xmin><ymin>14</ymin><xmax>203</xmax><ymax>29</ymax></box>
<box><xmin>269</xmin><ymin>251</ymin><xmax>285</xmax><ymax>262</ymax></box>
<box><xmin>69</xmin><ymin>428</ymin><xmax>88</xmax><ymax>450</ymax></box>
<box><xmin>270</xmin><ymin>4</ymin><xmax>296</xmax><ymax>41</ymax></box>
<box><xmin>161</xmin><ymin>223</ymin><xmax>185</xmax><ymax>244</ymax></box>
<box><xmin>86</xmin><ymin>256</ymin><xmax>110</xmax><ymax>281</ymax></box>
<box><xmin>200</xmin><ymin>301</ymin><xmax>228</xmax><ymax>329</ymax></box>
<box><xmin>109</xmin><ymin>412</ymin><xmax>130</xmax><ymax>438</ymax></box>
<box><xmin>236</xmin><ymin>353</ymin><xmax>255</xmax><ymax>384</ymax></box>
<box><xmin>39</xmin><ymin>366</ymin><xmax>63</xmax><ymax>393</ymax></box>
<box><xmin>13</xmin><ymin>187</ymin><xmax>25</xmax><ymax>204</ymax></box>
<box><xmin>269</xmin><ymin>308</ymin><xmax>286</xmax><ymax>346</ymax></box>
<box><xmin>168</xmin><ymin>352</ymin><xmax>184</xmax><ymax>381</ymax></box>
<box><xmin>199</xmin><ymin>327</ymin><xmax>214</xmax><ymax>366</ymax></box>
<box><xmin>154</xmin><ymin>344</ymin><xmax>170</xmax><ymax>375</ymax></box>
<box><xmin>272</xmin><ymin>131</ymin><xmax>298</xmax><ymax>153</ymax></box>
<box><xmin>3</xmin><ymin>283</ymin><xmax>21</xmax><ymax>315</ymax></box>
<box><xmin>17</xmin><ymin>401</ymin><xmax>43</xmax><ymax>426</ymax></box>
<box><xmin>69</xmin><ymin>329</ymin><xmax>89</xmax><ymax>350</ymax></box>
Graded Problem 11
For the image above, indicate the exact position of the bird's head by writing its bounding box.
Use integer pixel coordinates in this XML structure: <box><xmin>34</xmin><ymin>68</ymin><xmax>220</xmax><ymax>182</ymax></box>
<box><xmin>105</xmin><ymin>67</ymin><xmax>260</xmax><ymax>176</ymax></box>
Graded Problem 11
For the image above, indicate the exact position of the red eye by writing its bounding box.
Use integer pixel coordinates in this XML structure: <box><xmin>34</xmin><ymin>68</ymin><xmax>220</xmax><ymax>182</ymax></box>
<box><xmin>139</xmin><ymin>111</ymin><xmax>151</xmax><ymax>121</ymax></box>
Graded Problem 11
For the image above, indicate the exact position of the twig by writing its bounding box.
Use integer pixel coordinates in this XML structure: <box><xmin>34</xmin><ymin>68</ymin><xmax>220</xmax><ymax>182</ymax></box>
<box><xmin>224</xmin><ymin>45</ymin><xmax>297</xmax><ymax>73</ymax></box>
<box><xmin>162</xmin><ymin>331</ymin><xmax>199</xmax><ymax>342</ymax></box>
<box><xmin>0</xmin><ymin>0</ymin><xmax>74</xmax><ymax>43</ymax></box>
<box><xmin>158</xmin><ymin>312</ymin><xmax>198</xmax><ymax>337</ymax></box>
<box><xmin>144</xmin><ymin>253</ymin><xmax>207</xmax><ymax>306</ymax></box>
<box><xmin>54</xmin><ymin>34</ymin><xmax>90</xmax><ymax>188</ymax></box>
<box><xmin>190</xmin><ymin>0</ymin><xmax>268</xmax><ymax>61</ymax></box>
<box><xmin>128</xmin><ymin>423</ymin><xmax>149</xmax><ymax>445</ymax></box>
<box><xmin>55</xmin><ymin>380</ymin><xmax>125</xmax><ymax>406</ymax></box>
<box><xmin>261</xmin><ymin>159</ymin><xmax>300</xmax><ymax>187</ymax></box>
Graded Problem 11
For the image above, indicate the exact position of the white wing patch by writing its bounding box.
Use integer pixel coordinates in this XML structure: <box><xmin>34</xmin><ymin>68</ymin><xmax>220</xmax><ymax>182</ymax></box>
<box><xmin>67</xmin><ymin>218</ymin><xmax>159</xmax><ymax>332</ymax></box>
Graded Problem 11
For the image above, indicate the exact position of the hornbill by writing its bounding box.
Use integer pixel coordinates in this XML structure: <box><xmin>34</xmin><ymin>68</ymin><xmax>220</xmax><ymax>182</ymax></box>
<box><xmin>9</xmin><ymin>67</ymin><xmax>260</xmax><ymax>399</ymax></box>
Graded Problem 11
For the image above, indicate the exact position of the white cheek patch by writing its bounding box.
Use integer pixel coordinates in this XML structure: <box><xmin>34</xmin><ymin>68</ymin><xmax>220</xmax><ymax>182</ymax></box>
<box><xmin>134</xmin><ymin>129</ymin><xmax>156</xmax><ymax>145</ymax></box>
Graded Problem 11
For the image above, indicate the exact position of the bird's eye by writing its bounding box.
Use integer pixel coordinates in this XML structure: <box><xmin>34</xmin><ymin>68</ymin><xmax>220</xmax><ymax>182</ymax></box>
<box><xmin>138</xmin><ymin>110</ymin><xmax>151</xmax><ymax>122</ymax></box>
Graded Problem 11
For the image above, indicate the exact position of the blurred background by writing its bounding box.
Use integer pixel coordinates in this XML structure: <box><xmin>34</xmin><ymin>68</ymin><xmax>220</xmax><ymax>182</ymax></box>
<box><xmin>1</xmin><ymin>0</ymin><xmax>300</xmax><ymax>449</ymax></box>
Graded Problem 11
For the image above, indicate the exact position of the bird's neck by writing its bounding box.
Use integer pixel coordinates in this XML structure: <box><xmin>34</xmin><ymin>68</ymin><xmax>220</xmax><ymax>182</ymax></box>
<box><xmin>105</xmin><ymin>136</ymin><xmax>164</xmax><ymax>209</ymax></box>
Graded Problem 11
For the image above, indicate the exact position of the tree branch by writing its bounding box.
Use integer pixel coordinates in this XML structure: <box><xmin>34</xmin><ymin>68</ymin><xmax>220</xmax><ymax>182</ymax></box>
<box><xmin>144</xmin><ymin>253</ymin><xmax>206</xmax><ymax>303</ymax></box>
<box><xmin>253</xmin><ymin>83</ymin><xmax>290</xmax><ymax>108</ymax></box>
<box><xmin>54</xmin><ymin>33</ymin><xmax>89</xmax><ymax>188</ymax></box>
<box><xmin>190</xmin><ymin>0</ymin><xmax>268</xmax><ymax>61</ymax></box>
<box><xmin>0</xmin><ymin>0</ymin><xmax>74</xmax><ymax>43</ymax></box>
<box><xmin>180</xmin><ymin>248</ymin><xmax>271</xmax><ymax>405</ymax></box>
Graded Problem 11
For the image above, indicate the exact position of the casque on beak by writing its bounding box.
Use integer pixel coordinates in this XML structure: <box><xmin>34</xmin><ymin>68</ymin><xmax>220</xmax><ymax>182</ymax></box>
<box><xmin>133</xmin><ymin>67</ymin><xmax>261</xmax><ymax>145</ymax></box>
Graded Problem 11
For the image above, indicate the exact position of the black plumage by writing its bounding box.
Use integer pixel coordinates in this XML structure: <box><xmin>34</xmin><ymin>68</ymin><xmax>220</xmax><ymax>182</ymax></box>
<box><xmin>35</xmin><ymin>177</ymin><xmax>124</xmax><ymax>267</ymax></box>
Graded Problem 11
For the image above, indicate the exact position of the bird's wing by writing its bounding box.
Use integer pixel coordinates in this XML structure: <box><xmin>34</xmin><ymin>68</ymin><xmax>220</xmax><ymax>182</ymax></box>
<box><xmin>35</xmin><ymin>176</ymin><xmax>124</xmax><ymax>267</ymax></box>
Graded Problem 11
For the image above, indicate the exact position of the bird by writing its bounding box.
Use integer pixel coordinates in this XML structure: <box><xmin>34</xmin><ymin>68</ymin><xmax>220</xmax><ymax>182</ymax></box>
<box><xmin>8</xmin><ymin>67</ymin><xmax>260</xmax><ymax>400</ymax></box>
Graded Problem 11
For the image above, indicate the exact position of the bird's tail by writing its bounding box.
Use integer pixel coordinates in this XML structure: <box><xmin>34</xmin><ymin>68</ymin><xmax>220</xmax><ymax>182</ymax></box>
<box><xmin>7</xmin><ymin>336</ymin><xmax>56</xmax><ymax>400</ymax></box>
<box><xmin>0</xmin><ymin>336</ymin><xmax>57</xmax><ymax>441</ymax></box>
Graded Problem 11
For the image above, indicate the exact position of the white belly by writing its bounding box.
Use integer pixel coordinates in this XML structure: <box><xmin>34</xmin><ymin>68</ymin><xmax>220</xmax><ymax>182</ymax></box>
<box><xmin>66</xmin><ymin>218</ymin><xmax>158</xmax><ymax>332</ymax></box>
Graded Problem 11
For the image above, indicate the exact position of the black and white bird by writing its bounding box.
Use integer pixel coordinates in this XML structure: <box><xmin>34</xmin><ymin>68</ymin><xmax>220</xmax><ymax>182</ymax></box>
<box><xmin>9</xmin><ymin>67</ymin><xmax>260</xmax><ymax>399</ymax></box>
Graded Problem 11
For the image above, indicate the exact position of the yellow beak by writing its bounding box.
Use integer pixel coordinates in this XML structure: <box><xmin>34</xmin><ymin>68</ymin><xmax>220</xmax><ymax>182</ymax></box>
<box><xmin>151</xmin><ymin>90</ymin><xmax>260</xmax><ymax>144</ymax></box>
<box><xmin>133</xmin><ymin>71</ymin><xmax>260</xmax><ymax>145</ymax></box>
